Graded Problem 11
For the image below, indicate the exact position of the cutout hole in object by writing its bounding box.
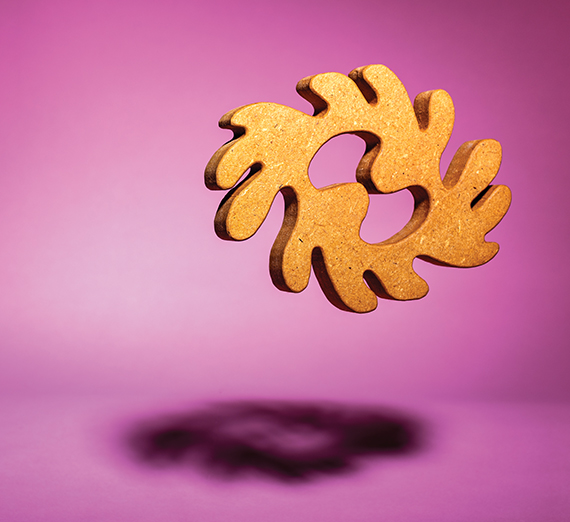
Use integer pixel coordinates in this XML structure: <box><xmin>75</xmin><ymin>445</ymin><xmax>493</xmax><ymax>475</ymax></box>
<box><xmin>360</xmin><ymin>190</ymin><xmax>415</xmax><ymax>244</ymax></box>
<box><xmin>308</xmin><ymin>133</ymin><xmax>415</xmax><ymax>244</ymax></box>
<box><xmin>308</xmin><ymin>134</ymin><xmax>367</xmax><ymax>188</ymax></box>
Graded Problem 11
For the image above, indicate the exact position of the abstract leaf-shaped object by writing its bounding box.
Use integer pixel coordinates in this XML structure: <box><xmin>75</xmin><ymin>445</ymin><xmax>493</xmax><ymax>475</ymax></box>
<box><xmin>205</xmin><ymin>65</ymin><xmax>512</xmax><ymax>313</ymax></box>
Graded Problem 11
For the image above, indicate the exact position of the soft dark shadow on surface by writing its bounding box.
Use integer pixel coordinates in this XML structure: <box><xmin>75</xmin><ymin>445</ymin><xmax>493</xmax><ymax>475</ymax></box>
<box><xmin>126</xmin><ymin>401</ymin><xmax>422</xmax><ymax>482</ymax></box>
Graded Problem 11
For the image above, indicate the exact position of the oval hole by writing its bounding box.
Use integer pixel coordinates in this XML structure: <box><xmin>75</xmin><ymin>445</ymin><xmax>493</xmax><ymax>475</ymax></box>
<box><xmin>308</xmin><ymin>134</ymin><xmax>366</xmax><ymax>188</ymax></box>
<box><xmin>360</xmin><ymin>190</ymin><xmax>415</xmax><ymax>244</ymax></box>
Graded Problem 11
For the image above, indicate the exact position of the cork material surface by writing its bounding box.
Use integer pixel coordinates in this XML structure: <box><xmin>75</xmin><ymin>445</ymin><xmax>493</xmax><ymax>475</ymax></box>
<box><xmin>205</xmin><ymin>65</ymin><xmax>512</xmax><ymax>313</ymax></box>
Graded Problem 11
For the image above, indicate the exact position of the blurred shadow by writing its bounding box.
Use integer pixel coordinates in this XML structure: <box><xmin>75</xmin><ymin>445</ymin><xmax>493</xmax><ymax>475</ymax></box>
<box><xmin>126</xmin><ymin>401</ymin><xmax>422</xmax><ymax>482</ymax></box>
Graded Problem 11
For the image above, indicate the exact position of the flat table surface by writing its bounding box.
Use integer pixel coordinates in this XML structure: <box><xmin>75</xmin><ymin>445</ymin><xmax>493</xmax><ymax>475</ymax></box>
<box><xmin>1</xmin><ymin>395</ymin><xmax>569</xmax><ymax>522</ymax></box>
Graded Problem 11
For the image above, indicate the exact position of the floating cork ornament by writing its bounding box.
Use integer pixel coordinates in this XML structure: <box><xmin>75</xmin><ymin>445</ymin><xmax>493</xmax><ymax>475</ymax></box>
<box><xmin>205</xmin><ymin>65</ymin><xmax>512</xmax><ymax>313</ymax></box>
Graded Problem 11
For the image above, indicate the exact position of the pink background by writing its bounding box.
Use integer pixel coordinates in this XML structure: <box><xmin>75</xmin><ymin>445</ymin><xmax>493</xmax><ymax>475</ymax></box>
<box><xmin>1</xmin><ymin>0</ymin><xmax>569</xmax><ymax>520</ymax></box>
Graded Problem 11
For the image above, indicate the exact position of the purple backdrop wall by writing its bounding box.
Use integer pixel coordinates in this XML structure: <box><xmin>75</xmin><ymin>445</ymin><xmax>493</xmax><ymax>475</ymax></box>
<box><xmin>0</xmin><ymin>0</ymin><xmax>568</xmax><ymax>402</ymax></box>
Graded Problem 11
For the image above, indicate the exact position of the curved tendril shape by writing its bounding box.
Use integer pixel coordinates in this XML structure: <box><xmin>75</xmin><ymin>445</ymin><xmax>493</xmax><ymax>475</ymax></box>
<box><xmin>205</xmin><ymin>65</ymin><xmax>512</xmax><ymax>313</ymax></box>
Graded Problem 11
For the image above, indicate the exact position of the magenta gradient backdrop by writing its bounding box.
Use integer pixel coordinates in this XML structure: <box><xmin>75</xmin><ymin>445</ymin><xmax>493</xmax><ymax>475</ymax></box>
<box><xmin>1</xmin><ymin>1</ymin><xmax>569</xmax><ymax>400</ymax></box>
<box><xmin>2</xmin><ymin>1</ymin><xmax>570</xmax><ymax>520</ymax></box>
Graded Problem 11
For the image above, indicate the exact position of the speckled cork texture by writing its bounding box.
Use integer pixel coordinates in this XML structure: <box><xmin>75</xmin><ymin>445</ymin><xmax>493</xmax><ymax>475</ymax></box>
<box><xmin>205</xmin><ymin>65</ymin><xmax>512</xmax><ymax>313</ymax></box>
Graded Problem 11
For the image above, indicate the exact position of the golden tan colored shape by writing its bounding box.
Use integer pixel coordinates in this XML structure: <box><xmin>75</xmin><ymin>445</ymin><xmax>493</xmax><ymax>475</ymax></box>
<box><xmin>205</xmin><ymin>65</ymin><xmax>512</xmax><ymax>313</ymax></box>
